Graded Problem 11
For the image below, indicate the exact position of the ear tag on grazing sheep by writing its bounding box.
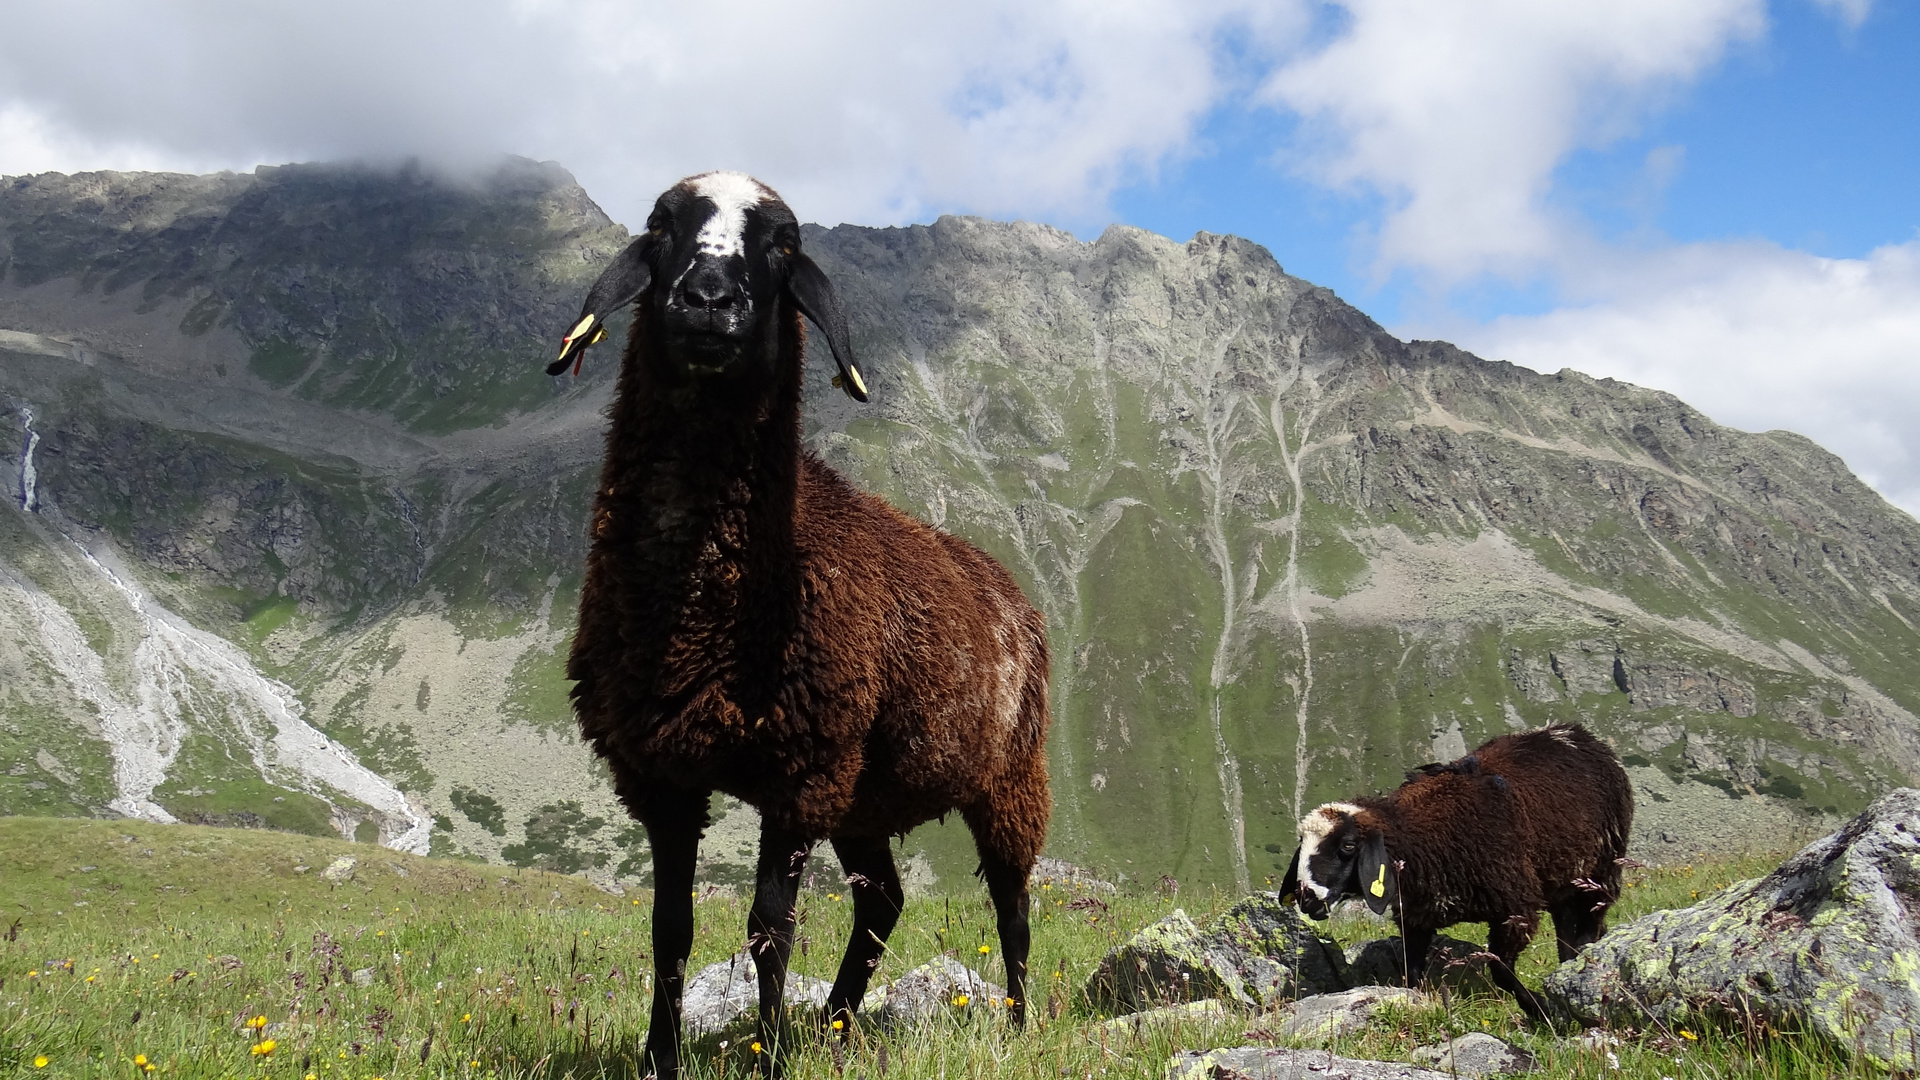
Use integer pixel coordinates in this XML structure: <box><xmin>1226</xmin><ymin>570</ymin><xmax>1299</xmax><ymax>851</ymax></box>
<box><xmin>1369</xmin><ymin>863</ymin><xmax>1388</xmax><ymax>898</ymax></box>
<box><xmin>560</xmin><ymin>313</ymin><xmax>597</xmax><ymax>360</ymax></box>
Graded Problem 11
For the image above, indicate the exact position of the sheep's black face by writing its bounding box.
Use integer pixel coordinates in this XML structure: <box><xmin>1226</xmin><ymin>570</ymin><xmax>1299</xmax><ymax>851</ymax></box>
<box><xmin>1288</xmin><ymin>802</ymin><xmax>1397</xmax><ymax>919</ymax></box>
<box><xmin>550</xmin><ymin>170</ymin><xmax>869</xmax><ymax>401</ymax></box>
<box><xmin>648</xmin><ymin>172</ymin><xmax>796</xmax><ymax>358</ymax></box>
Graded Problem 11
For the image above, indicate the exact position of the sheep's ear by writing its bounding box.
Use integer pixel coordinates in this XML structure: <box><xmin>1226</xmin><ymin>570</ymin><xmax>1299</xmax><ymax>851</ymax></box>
<box><xmin>549</xmin><ymin>235</ymin><xmax>654</xmax><ymax>376</ymax></box>
<box><xmin>1360</xmin><ymin>832</ymin><xmax>1398</xmax><ymax>916</ymax></box>
<box><xmin>785</xmin><ymin>252</ymin><xmax>868</xmax><ymax>402</ymax></box>
<box><xmin>1278</xmin><ymin>847</ymin><xmax>1302</xmax><ymax>904</ymax></box>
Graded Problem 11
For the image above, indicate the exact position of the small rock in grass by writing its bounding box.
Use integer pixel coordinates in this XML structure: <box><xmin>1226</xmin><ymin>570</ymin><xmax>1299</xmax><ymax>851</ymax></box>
<box><xmin>1275</xmin><ymin>986</ymin><xmax>1428</xmax><ymax>1043</ymax></box>
<box><xmin>1098</xmin><ymin>999</ymin><xmax>1236</xmax><ymax>1036</ymax></box>
<box><xmin>320</xmin><ymin>856</ymin><xmax>357</xmax><ymax>882</ymax></box>
<box><xmin>1344</xmin><ymin>935</ymin><xmax>1494</xmax><ymax>992</ymax></box>
<box><xmin>864</xmin><ymin>957</ymin><xmax>1005</xmax><ymax>1027</ymax></box>
<box><xmin>351</xmin><ymin>968</ymin><xmax>375</xmax><ymax>986</ymax></box>
<box><xmin>1165</xmin><ymin>1046</ymin><xmax>1455</xmax><ymax>1079</ymax></box>
<box><xmin>681</xmin><ymin>952</ymin><xmax>831</xmax><ymax>1037</ymax></box>
<box><xmin>1409</xmin><ymin>1032</ymin><xmax>1537</xmax><ymax>1076</ymax></box>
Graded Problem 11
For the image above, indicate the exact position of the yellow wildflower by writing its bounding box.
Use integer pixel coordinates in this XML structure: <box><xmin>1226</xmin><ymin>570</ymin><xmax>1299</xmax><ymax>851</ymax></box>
<box><xmin>978</xmin><ymin>945</ymin><xmax>991</xmax><ymax>955</ymax></box>
<box><xmin>952</xmin><ymin>994</ymin><xmax>970</xmax><ymax>1007</ymax></box>
<box><xmin>33</xmin><ymin>1056</ymin><xmax>50</xmax><ymax>1068</ymax></box>
<box><xmin>251</xmin><ymin>1039</ymin><xmax>278</xmax><ymax>1056</ymax></box>
<box><xmin>27</xmin><ymin>971</ymin><xmax>37</xmax><ymax>978</ymax></box>
<box><xmin>86</xmin><ymin>975</ymin><xmax>96</xmax><ymax>983</ymax></box>
<box><xmin>462</xmin><ymin>1014</ymin><xmax>472</xmax><ymax>1023</ymax></box>
<box><xmin>1680</xmin><ymin>1029</ymin><xmax>1698</xmax><ymax>1041</ymax></box>
<box><xmin>135</xmin><ymin>1055</ymin><xmax>149</xmax><ymax>1066</ymax></box>
<box><xmin>750</xmin><ymin>1042</ymin><xmax>763</xmax><ymax>1055</ymax></box>
<box><xmin>831</xmin><ymin>1019</ymin><xmax>844</xmax><ymax>1030</ymax></box>
<box><xmin>1004</xmin><ymin>997</ymin><xmax>1015</xmax><ymax>1007</ymax></box>
<box><xmin>246</xmin><ymin>1015</ymin><xmax>269</xmax><ymax>1031</ymax></box>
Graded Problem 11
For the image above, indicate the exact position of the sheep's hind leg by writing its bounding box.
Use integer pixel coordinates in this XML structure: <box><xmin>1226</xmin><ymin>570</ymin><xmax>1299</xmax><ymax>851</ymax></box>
<box><xmin>749</xmin><ymin>824</ymin><xmax>813</xmax><ymax>1076</ymax></box>
<box><xmin>639</xmin><ymin>791</ymin><xmax>706</xmax><ymax>1080</ymax></box>
<box><xmin>976</xmin><ymin>849</ymin><xmax>1034</xmax><ymax>1026</ymax></box>
<box><xmin>825</xmin><ymin>835</ymin><xmax>903</xmax><ymax>1028</ymax></box>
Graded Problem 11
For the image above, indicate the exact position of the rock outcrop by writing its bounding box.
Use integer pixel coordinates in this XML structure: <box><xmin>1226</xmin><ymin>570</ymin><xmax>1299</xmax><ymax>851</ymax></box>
<box><xmin>1544</xmin><ymin>788</ymin><xmax>1920</xmax><ymax>1070</ymax></box>
<box><xmin>679</xmin><ymin>952</ymin><xmax>831</xmax><ymax>1038</ymax></box>
<box><xmin>1086</xmin><ymin>894</ymin><xmax>1348</xmax><ymax>1011</ymax></box>
<box><xmin>1165</xmin><ymin>1048</ymin><xmax>1456</xmax><ymax>1080</ymax></box>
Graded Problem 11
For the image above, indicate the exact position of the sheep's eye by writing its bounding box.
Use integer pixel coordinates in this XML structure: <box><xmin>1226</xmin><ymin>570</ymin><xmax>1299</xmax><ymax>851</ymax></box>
<box><xmin>1340</xmin><ymin>842</ymin><xmax>1357</xmax><ymax>854</ymax></box>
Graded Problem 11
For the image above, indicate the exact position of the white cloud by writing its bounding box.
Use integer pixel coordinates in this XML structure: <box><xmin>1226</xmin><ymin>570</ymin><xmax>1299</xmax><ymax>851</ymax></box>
<box><xmin>1453</xmin><ymin>240</ymin><xmax>1920</xmax><ymax>518</ymax></box>
<box><xmin>1808</xmin><ymin>0</ymin><xmax>1873</xmax><ymax>30</ymax></box>
<box><xmin>1263</xmin><ymin>0</ymin><xmax>1765</xmax><ymax>282</ymax></box>
<box><xmin>0</xmin><ymin>0</ymin><xmax>1302</xmax><ymax>229</ymax></box>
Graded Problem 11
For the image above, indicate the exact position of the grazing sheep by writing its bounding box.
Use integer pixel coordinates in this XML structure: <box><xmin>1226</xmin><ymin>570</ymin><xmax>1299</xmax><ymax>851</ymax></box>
<box><xmin>1281</xmin><ymin>724</ymin><xmax>1632</xmax><ymax>1019</ymax></box>
<box><xmin>549</xmin><ymin>172</ymin><xmax>1051</xmax><ymax>1078</ymax></box>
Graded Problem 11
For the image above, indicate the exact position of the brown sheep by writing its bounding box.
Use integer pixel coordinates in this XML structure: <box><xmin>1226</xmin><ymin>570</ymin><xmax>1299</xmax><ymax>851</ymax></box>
<box><xmin>547</xmin><ymin>172</ymin><xmax>1051</xmax><ymax>1078</ymax></box>
<box><xmin>1280</xmin><ymin>724</ymin><xmax>1632</xmax><ymax>1018</ymax></box>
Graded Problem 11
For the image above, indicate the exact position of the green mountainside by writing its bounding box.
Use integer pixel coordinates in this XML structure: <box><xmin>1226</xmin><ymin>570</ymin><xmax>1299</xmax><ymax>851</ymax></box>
<box><xmin>3</xmin><ymin>161</ymin><xmax>1916</xmax><ymax>891</ymax></box>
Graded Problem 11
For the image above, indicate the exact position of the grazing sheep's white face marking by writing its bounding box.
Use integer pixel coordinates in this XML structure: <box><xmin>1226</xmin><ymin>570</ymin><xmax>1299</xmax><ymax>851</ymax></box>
<box><xmin>689</xmin><ymin>171</ymin><xmax>771</xmax><ymax>259</ymax></box>
<box><xmin>1297</xmin><ymin>802</ymin><xmax>1362</xmax><ymax>900</ymax></box>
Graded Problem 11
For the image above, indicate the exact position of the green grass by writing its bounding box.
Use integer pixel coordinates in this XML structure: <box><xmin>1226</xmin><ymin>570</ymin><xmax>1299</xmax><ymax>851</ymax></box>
<box><xmin>0</xmin><ymin>820</ymin><xmax>1885</xmax><ymax>1079</ymax></box>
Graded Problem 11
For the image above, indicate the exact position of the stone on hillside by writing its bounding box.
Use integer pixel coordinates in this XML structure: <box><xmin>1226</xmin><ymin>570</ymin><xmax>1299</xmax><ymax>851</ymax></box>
<box><xmin>1344</xmin><ymin>935</ymin><xmax>1495</xmax><ymax>992</ymax></box>
<box><xmin>1098</xmin><ymin>999</ymin><xmax>1236</xmax><ymax>1037</ymax></box>
<box><xmin>1276</xmin><ymin>986</ymin><xmax>1428</xmax><ymax>1042</ymax></box>
<box><xmin>1087</xmin><ymin>910</ymin><xmax>1231</xmax><ymax>1011</ymax></box>
<box><xmin>864</xmin><ymin>957</ymin><xmax>1004</xmax><ymax>1027</ymax></box>
<box><xmin>1409</xmin><ymin>1033</ymin><xmax>1537</xmax><ymax>1077</ymax></box>
<box><xmin>1166</xmin><ymin>1047</ymin><xmax>1454</xmax><ymax>1080</ymax></box>
<box><xmin>1544</xmin><ymin>788</ymin><xmax>1920</xmax><ymax>1071</ymax></box>
<box><xmin>320</xmin><ymin>856</ymin><xmax>356</xmax><ymax>882</ymax></box>
<box><xmin>1206</xmin><ymin>894</ymin><xmax>1352</xmax><ymax>1005</ymax></box>
<box><xmin>1030</xmin><ymin>856</ymin><xmax>1118</xmax><ymax>894</ymax></box>
<box><xmin>1087</xmin><ymin>897</ymin><xmax>1348</xmax><ymax>1012</ymax></box>
<box><xmin>680</xmin><ymin>952</ymin><xmax>832</xmax><ymax>1038</ymax></box>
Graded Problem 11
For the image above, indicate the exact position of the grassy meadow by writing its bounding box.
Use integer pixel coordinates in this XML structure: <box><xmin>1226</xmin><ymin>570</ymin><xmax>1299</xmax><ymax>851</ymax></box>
<box><xmin>0</xmin><ymin>818</ymin><xmax>1883</xmax><ymax>1079</ymax></box>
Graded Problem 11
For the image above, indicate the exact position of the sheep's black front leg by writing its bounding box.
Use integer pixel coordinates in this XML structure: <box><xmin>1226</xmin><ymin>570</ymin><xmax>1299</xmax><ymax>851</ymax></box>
<box><xmin>979</xmin><ymin>851</ymin><xmax>1033</xmax><ymax>1026</ymax></box>
<box><xmin>1487</xmin><ymin>915</ymin><xmax>1551</xmax><ymax>1022</ymax></box>
<box><xmin>825</xmin><ymin>835</ymin><xmax>903</xmax><ymax>1027</ymax></box>
<box><xmin>639</xmin><ymin>791</ymin><xmax>706</xmax><ymax>1080</ymax></box>
<box><xmin>749</xmin><ymin>824</ymin><xmax>812</xmax><ymax>1075</ymax></box>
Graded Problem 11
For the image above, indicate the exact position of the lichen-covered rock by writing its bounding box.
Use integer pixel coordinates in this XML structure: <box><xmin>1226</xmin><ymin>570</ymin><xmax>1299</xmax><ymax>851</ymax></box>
<box><xmin>1276</xmin><ymin>986</ymin><xmax>1428</xmax><ymax>1042</ymax></box>
<box><xmin>1544</xmin><ymin>788</ymin><xmax>1920</xmax><ymax>1070</ymax></box>
<box><xmin>1166</xmin><ymin>1047</ymin><xmax>1453</xmax><ymax>1079</ymax></box>
<box><xmin>1205</xmin><ymin>894</ymin><xmax>1352</xmax><ymax>1005</ymax></box>
<box><xmin>864</xmin><ymin>957</ymin><xmax>1005</xmax><ymax>1027</ymax></box>
<box><xmin>1344</xmin><ymin>935</ymin><xmax>1496</xmax><ymax>993</ymax></box>
<box><xmin>1087</xmin><ymin>909</ymin><xmax>1234</xmax><ymax>1011</ymax></box>
<box><xmin>1099</xmin><ymin>999</ymin><xmax>1236</xmax><ymax>1037</ymax></box>
<box><xmin>681</xmin><ymin>952</ymin><xmax>831</xmax><ymax>1037</ymax></box>
<box><xmin>1409</xmin><ymin>1032</ymin><xmax>1537</xmax><ymax>1076</ymax></box>
<box><xmin>1087</xmin><ymin>897</ymin><xmax>1348</xmax><ymax>1012</ymax></box>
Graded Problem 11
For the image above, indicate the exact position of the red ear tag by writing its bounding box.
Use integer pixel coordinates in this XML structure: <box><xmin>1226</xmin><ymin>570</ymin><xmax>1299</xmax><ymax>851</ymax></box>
<box><xmin>572</xmin><ymin>354</ymin><xmax>584</xmax><ymax>378</ymax></box>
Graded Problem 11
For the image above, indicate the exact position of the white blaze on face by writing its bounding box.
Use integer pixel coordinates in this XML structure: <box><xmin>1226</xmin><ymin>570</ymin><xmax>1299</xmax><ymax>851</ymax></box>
<box><xmin>688</xmin><ymin>171</ymin><xmax>771</xmax><ymax>259</ymax></box>
<box><xmin>1296</xmin><ymin>802</ymin><xmax>1363</xmax><ymax>900</ymax></box>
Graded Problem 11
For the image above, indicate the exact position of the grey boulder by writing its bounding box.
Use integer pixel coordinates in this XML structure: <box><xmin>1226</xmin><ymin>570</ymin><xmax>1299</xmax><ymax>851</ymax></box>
<box><xmin>1344</xmin><ymin>935</ymin><xmax>1496</xmax><ymax>993</ymax></box>
<box><xmin>1544</xmin><ymin>787</ymin><xmax>1920</xmax><ymax>1070</ymax></box>
<box><xmin>1166</xmin><ymin>1047</ymin><xmax>1455</xmax><ymax>1080</ymax></box>
<box><xmin>680</xmin><ymin>952</ymin><xmax>832</xmax><ymax>1038</ymax></box>
<box><xmin>1275</xmin><ymin>986</ymin><xmax>1428</xmax><ymax>1043</ymax></box>
<box><xmin>863</xmin><ymin>957</ymin><xmax>1005</xmax><ymax>1027</ymax></box>
<box><xmin>1409</xmin><ymin>1033</ymin><xmax>1537</xmax><ymax>1077</ymax></box>
<box><xmin>1087</xmin><ymin>894</ymin><xmax>1348</xmax><ymax>1012</ymax></box>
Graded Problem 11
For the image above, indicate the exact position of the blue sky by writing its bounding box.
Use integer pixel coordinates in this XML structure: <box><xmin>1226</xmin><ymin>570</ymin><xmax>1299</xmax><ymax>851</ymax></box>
<box><xmin>1</xmin><ymin>0</ymin><xmax>1917</xmax><ymax>512</ymax></box>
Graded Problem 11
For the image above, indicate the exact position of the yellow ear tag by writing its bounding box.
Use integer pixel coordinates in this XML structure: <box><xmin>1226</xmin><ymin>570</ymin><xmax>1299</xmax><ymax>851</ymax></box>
<box><xmin>559</xmin><ymin>313</ymin><xmax>597</xmax><ymax>359</ymax></box>
<box><xmin>1369</xmin><ymin>863</ymin><xmax>1387</xmax><ymax>898</ymax></box>
<box><xmin>845</xmin><ymin>365</ymin><xmax>868</xmax><ymax>397</ymax></box>
<box><xmin>589</xmin><ymin>327</ymin><xmax>607</xmax><ymax>345</ymax></box>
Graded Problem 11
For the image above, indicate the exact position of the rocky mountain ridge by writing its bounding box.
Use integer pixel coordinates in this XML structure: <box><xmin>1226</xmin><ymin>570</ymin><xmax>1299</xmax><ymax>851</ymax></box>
<box><xmin>3</xmin><ymin>160</ymin><xmax>1917</xmax><ymax>889</ymax></box>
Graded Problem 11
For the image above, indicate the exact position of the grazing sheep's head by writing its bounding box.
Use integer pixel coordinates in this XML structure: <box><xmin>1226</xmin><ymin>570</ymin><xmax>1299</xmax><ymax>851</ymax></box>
<box><xmin>1280</xmin><ymin>802</ymin><xmax>1397</xmax><ymax>919</ymax></box>
<box><xmin>549</xmin><ymin>171</ymin><xmax>867</xmax><ymax>401</ymax></box>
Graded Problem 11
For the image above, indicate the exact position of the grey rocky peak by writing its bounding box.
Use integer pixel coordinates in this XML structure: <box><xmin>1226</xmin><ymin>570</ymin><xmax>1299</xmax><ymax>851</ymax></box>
<box><xmin>2</xmin><ymin>161</ymin><xmax>1918</xmax><ymax>882</ymax></box>
<box><xmin>1544</xmin><ymin>787</ymin><xmax>1920</xmax><ymax>1070</ymax></box>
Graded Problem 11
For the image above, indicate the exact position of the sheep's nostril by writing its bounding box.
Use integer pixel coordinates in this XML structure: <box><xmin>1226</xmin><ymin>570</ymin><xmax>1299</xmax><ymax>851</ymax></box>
<box><xmin>684</xmin><ymin>269</ymin><xmax>736</xmax><ymax>311</ymax></box>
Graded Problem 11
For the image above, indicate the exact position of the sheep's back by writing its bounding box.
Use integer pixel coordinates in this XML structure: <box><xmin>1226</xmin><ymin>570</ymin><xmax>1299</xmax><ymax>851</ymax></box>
<box><xmin>1475</xmin><ymin>725</ymin><xmax>1632</xmax><ymax>893</ymax></box>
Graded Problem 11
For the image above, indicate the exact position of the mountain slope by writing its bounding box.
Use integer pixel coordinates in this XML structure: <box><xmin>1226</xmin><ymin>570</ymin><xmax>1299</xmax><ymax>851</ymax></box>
<box><xmin>3</xmin><ymin>162</ymin><xmax>1916</xmax><ymax>889</ymax></box>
